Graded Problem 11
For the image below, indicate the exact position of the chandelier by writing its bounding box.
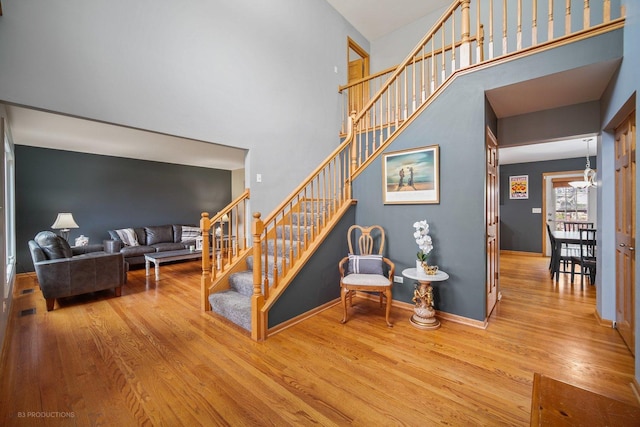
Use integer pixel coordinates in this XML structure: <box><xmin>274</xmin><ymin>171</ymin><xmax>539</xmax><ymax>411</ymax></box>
<box><xmin>569</xmin><ymin>138</ymin><xmax>596</xmax><ymax>188</ymax></box>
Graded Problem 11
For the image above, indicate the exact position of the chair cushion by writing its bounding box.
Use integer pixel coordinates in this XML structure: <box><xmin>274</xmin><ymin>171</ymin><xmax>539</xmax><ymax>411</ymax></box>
<box><xmin>120</xmin><ymin>245</ymin><xmax>156</xmax><ymax>257</ymax></box>
<box><xmin>342</xmin><ymin>273</ymin><xmax>390</xmax><ymax>286</ymax></box>
<box><xmin>145</xmin><ymin>225</ymin><xmax>174</xmax><ymax>245</ymax></box>
<box><xmin>348</xmin><ymin>254</ymin><xmax>383</xmax><ymax>275</ymax></box>
<box><xmin>34</xmin><ymin>231</ymin><xmax>73</xmax><ymax>259</ymax></box>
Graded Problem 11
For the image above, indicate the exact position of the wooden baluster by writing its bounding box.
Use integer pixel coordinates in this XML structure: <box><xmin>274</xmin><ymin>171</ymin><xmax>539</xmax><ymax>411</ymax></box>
<box><xmin>386</xmin><ymin>82</ymin><xmax>391</xmax><ymax>136</ymax></box>
<box><xmin>431</xmin><ymin>37</ymin><xmax>436</xmax><ymax>92</ymax></box>
<box><xmin>478</xmin><ymin>24</ymin><xmax>485</xmax><ymax>62</ymax></box>
<box><xmin>452</xmin><ymin>12</ymin><xmax>457</xmax><ymax>72</ymax></box>
<box><xmin>565</xmin><ymin>0</ymin><xmax>571</xmax><ymax>35</ymax></box>
<box><xmin>364</xmin><ymin>102</ymin><xmax>369</xmax><ymax>158</ymax></box>
<box><xmin>489</xmin><ymin>0</ymin><xmax>494</xmax><ymax>59</ymax></box>
<box><xmin>583</xmin><ymin>0</ymin><xmax>590</xmax><ymax>28</ymax></box>
<box><xmin>460</xmin><ymin>0</ymin><xmax>471</xmax><ymax>67</ymax></box>
<box><xmin>603</xmin><ymin>0</ymin><xmax>610</xmax><ymax>22</ymax></box>
<box><xmin>441</xmin><ymin>25</ymin><xmax>446</xmax><ymax>84</ymax></box>
<box><xmin>395</xmin><ymin>78</ymin><xmax>400</xmax><ymax>127</ymax></box>
<box><xmin>412</xmin><ymin>56</ymin><xmax>416</xmax><ymax>114</ymax></box>
<box><xmin>251</xmin><ymin>212</ymin><xmax>265</xmax><ymax>341</ymax></box>
<box><xmin>378</xmin><ymin>94</ymin><xmax>383</xmax><ymax>143</ymax></box>
<box><xmin>421</xmin><ymin>45</ymin><xmax>426</xmax><ymax>102</ymax></box>
<box><xmin>502</xmin><ymin>0</ymin><xmax>508</xmax><ymax>55</ymax></box>
<box><xmin>517</xmin><ymin>0</ymin><xmax>522</xmax><ymax>50</ymax></box>
<box><xmin>200</xmin><ymin>212</ymin><xmax>211</xmax><ymax>311</ymax></box>
<box><xmin>548</xmin><ymin>0</ymin><xmax>554</xmax><ymax>40</ymax></box>
<box><xmin>476</xmin><ymin>0</ymin><xmax>482</xmax><ymax>63</ymax></box>
<box><xmin>532</xmin><ymin>0</ymin><xmax>538</xmax><ymax>45</ymax></box>
<box><xmin>403</xmin><ymin>68</ymin><xmax>408</xmax><ymax>120</ymax></box>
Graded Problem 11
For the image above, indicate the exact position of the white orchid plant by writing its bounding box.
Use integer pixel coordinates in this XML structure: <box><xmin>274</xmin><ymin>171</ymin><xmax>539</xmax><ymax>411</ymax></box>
<box><xmin>413</xmin><ymin>220</ymin><xmax>433</xmax><ymax>263</ymax></box>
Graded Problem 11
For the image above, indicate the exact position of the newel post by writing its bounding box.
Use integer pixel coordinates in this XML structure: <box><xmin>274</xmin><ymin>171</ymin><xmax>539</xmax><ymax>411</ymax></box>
<box><xmin>200</xmin><ymin>212</ymin><xmax>211</xmax><ymax>311</ymax></box>
<box><xmin>251</xmin><ymin>212</ymin><xmax>266</xmax><ymax>341</ymax></box>
<box><xmin>460</xmin><ymin>0</ymin><xmax>472</xmax><ymax>67</ymax></box>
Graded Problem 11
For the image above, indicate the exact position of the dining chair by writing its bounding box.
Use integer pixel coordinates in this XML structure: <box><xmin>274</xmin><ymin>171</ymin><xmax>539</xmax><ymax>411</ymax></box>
<box><xmin>338</xmin><ymin>225</ymin><xmax>395</xmax><ymax>327</ymax></box>
<box><xmin>547</xmin><ymin>223</ymin><xmax>579</xmax><ymax>281</ymax></box>
<box><xmin>563</xmin><ymin>221</ymin><xmax>594</xmax><ymax>232</ymax></box>
<box><xmin>570</xmin><ymin>228</ymin><xmax>597</xmax><ymax>287</ymax></box>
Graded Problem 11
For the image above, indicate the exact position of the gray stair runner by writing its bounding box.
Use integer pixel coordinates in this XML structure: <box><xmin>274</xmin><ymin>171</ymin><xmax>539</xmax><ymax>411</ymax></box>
<box><xmin>209</xmin><ymin>202</ymin><xmax>327</xmax><ymax>331</ymax></box>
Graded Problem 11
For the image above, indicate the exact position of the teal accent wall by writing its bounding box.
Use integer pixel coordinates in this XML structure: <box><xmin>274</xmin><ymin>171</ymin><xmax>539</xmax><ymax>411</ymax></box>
<box><xmin>500</xmin><ymin>157</ymin><xmax>597</xmax><ymax>253</ymax></box>
<box><xmin>16</xmin><ymin>146</ymin><xmax>231</xmax><ymax>273</ymax></box>
<box><xmin>351</xmin><ymin>28</ymin><xmax>623</xmax><ymax>322</ymax></box>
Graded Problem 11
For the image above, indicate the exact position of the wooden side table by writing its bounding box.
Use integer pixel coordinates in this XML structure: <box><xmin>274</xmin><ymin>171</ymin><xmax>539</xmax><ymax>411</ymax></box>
<box><xmin>402</xmin><ymin>268</ymin><xmax>449</xmax><ymax>330</ymax></box>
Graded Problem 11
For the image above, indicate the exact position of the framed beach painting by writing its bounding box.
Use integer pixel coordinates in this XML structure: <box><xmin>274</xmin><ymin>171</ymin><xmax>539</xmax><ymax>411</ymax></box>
<box><xmin>382</xmin><ymin>145</ymin><xmax>440</xmax><ymax>204</ymax></box>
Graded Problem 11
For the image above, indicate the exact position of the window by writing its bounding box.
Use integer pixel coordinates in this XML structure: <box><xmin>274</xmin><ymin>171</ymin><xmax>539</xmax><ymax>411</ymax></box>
<box><xmin>553</xmin><ymin>182</ymin><xmax>590</xmax><ymax>230</ymax></box>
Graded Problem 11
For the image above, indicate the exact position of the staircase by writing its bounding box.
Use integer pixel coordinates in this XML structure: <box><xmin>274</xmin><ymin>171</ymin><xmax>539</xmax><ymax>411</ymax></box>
<box><xmin>209</xmin><ymin>201</ymin><xmax>318</xmax><ymax>331</ymax></box>
<box><xmin>202</xmin><ymin>0</ymin><xmax>624</xmax><ymax>341</ymax></box>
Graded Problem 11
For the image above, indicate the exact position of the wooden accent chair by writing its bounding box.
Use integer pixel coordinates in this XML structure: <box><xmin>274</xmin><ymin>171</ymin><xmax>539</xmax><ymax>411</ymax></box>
<box><xmin>338</xmin><ymin>225</ymin><xmax>395</xmax><ymax>327</ymax></box>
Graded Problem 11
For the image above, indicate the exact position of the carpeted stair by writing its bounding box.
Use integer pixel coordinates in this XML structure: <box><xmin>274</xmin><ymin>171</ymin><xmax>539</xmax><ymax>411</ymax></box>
<box><xmin>208</xmin><ymin>201</ymin><xmax>324</xmax><ymax>331</ymax></box>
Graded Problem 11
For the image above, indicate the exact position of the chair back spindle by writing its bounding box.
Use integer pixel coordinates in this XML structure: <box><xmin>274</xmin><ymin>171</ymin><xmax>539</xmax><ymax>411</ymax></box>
<box><xmin>348</xmin><ymin>225</ymin><xmax>385</xmax><ymax>256</ymax></box>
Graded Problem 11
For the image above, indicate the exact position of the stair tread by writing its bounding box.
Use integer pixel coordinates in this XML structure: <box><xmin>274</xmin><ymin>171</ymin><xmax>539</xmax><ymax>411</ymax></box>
<box><xmin>209</xmin><ymin>289</ymin><xmax>251</xmax><ymax>331</ymax></box>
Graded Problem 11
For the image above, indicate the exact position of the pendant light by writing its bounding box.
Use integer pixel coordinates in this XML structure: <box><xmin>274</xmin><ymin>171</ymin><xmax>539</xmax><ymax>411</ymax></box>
<box><xmin>569</xmin><ymin>138</ymin><xmax>596</xmax><ymax>188</ymax></box>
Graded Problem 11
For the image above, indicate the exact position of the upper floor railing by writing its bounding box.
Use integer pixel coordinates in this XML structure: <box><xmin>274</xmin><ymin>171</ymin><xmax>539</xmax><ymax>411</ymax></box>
<box><xmin>339</xmin><ymin>0</ymin><xmax>623</xmax><ymax>141</ymax></box>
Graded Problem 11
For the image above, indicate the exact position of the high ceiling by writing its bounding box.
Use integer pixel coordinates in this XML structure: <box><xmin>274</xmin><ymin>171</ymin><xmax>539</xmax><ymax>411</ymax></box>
<box><xmin>326</xmin><ymin>0</ymin><xmax>451</xmax><ymax>40</ymax></box>
<box><xmin>5</xmin><ymin>0</ymin><xmax>617</xmax><ymax>168</ymax></box>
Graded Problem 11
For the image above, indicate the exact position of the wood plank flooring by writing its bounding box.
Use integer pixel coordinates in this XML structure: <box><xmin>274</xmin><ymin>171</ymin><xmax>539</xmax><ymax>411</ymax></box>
<box><xmin>0</xmin><ymin>253</ymin><xmax>637</xmax><ymax>426</ymax></box>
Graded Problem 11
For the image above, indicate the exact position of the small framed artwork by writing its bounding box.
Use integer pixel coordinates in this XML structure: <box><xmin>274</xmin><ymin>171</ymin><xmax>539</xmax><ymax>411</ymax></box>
<box><xmin>382</xmin><ymin>145</ymin><xmax>439</xmax><ymax>204</ymax></box>
<box><xmin>509</xmin><ymin>175</ymin><xmax>529</xmax><ymax>199</ymax></box>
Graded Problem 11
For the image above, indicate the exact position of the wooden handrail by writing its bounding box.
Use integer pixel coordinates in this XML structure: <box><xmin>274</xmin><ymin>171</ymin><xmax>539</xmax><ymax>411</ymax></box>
<box><xmin>340</xmin><ymin>0</ymin><xmax>622</xmax><ymax>137</ymax></box>
<box><xmin>200</xmin><ymin>188</ymin><xmax>250</xmax><ymax>311</ymax></box>
<box><xmin>200</xmin><ymin>0</ymin><xmax>623</xmax><ymax>341</ymax></box>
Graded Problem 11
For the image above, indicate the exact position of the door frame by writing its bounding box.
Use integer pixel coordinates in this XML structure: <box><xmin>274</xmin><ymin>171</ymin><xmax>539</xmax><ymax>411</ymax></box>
<box><xmin>347</xmin><ymin>37</ymin><xmax>369</xmax><ymax>77</ymax></box>
<box><xmin>486</xmin><ymin>126</ymin><xmax>499</xmax><ymax>319</ymax></box>
<box><xmin>541</xmin><ymin>170</ymin><xmax>597</xmax><ymax>256</ymax></box>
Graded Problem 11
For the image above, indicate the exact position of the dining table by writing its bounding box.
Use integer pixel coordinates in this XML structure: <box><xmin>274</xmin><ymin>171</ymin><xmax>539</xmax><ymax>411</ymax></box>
<box><xmin>550</xmin><ymin>229</ymin><xmax>595</xmax><ymax>280</ymax></box>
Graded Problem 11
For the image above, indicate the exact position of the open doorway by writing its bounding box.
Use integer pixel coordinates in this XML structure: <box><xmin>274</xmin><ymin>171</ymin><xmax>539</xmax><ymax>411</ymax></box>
<box><xmin>347</xmin><ymin>37</ymin><xmax>369</xmax><ymax>116</ymax></box>
<box><xmin>542</xmin><ymin>170</ymin><xmax>598</xmax><ymax>256</ymax></box>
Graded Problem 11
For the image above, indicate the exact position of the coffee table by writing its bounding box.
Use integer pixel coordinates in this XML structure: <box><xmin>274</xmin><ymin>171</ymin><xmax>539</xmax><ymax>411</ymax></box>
<box><xmin>145</xmin><ymin>249</ymin><xmax>203</xmax><ymax>280</ymax></box>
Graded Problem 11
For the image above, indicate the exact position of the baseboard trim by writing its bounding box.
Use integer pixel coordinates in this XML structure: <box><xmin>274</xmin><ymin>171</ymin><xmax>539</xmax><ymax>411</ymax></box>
<box><xmin>594</xmin><ymin>308</ymin><xmax>614</xmax><ymax>328</ymax></box>
<box><xmin>267</xmin><ymin>299</ymin><xmax>341</xmax><ymax>337</ymax></box>
<box><xmin>500</xmin><ymin>250</ymin><xmax>542</xmax><ymax>257</ymax></box>
<box><xmin>355</xmin><ymin>292</ymin><xmax>488</xmax><ymax>329</ymax></box>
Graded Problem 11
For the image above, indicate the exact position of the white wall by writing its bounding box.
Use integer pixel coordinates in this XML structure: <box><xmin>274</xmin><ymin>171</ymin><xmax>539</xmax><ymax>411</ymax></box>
<box><xmin>0</xmin><ymin>0</ymin><xmax>369</xmax><ymax>215</ymax></box>
<box><xmin>369</xmin><ymin>6</ymin><xmax>448</xmax><ymax>72</ymax></box>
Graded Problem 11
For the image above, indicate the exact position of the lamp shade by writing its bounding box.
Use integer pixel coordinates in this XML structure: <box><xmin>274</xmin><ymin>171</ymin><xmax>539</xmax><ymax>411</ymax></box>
<box><xmin>51</xmin><ymin>213</ymin><xmax>79</xmax><ymax>230</ymax></box>
<box><xmin>221</xmin><ymin>213</ymin><xmax>230</xmax><ymax>223</ymax></box>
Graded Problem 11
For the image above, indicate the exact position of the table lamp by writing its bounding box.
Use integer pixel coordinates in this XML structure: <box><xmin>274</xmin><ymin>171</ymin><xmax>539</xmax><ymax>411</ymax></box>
<box><xmin>51</xmin><ymin>213</ymin><xmax>79</xmax><ymax>242</ymax></box>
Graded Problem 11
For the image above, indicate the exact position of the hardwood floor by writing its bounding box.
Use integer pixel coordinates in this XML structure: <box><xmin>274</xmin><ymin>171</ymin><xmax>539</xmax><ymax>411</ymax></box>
<box><xmin>1</xmin><ymin>252</ymin><xmax>637</xmax><ymax>426</ymax></box>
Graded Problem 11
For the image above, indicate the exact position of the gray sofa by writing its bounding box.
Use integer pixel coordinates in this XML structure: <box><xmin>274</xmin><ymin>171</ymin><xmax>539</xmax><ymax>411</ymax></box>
<box><xmin>107</xmin><ymin>224</ymin><xmax>200</xmax><ymax>267</ymax></box>
<box><xmin>29</xmin><ymin>231</ymin><xmax>127</xmax><ymax>311</ymax></box>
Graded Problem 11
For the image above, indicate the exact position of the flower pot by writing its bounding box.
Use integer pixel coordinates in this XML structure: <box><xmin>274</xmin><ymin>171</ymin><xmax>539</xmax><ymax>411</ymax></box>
<box><xmin>416</xmin><ymin>260</ymin><xmax>429</xmax><ymax>278</ymax></box>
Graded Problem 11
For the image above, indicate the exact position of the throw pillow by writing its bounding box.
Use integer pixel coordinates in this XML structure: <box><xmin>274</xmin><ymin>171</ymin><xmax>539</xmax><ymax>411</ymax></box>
<box><xmin>34</xmin><ymin>231</ymin><xmax>73</xmax><ymax>259</ymax></box>
<box><xmin>181</xmin><ymin>225</ymin><xmax>202</xmax><ymax>242</ymax></box>
<box><xmin>115</xmin><ymin>228</ymin><xmax>140</xmax><ymax>247</ymax></box>
<box><xmin>348</xmin><ymin>254</ymin><xmax>384</xmax><ymax>275</ymax></box>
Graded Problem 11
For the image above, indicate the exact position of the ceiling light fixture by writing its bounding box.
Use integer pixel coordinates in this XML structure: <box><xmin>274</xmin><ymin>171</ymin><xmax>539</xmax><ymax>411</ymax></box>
<box><xmin>569</xmin><ymin>138</ymin><xmax>596</xmax><ymax>188</ymax></box>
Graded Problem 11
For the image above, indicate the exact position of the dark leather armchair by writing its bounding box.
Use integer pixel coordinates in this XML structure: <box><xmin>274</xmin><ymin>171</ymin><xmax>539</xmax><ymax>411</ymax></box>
<box><xmin>28</xmin><ymin>231</ymin><xmax>127</xmax><ymax>311</ymax></box>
